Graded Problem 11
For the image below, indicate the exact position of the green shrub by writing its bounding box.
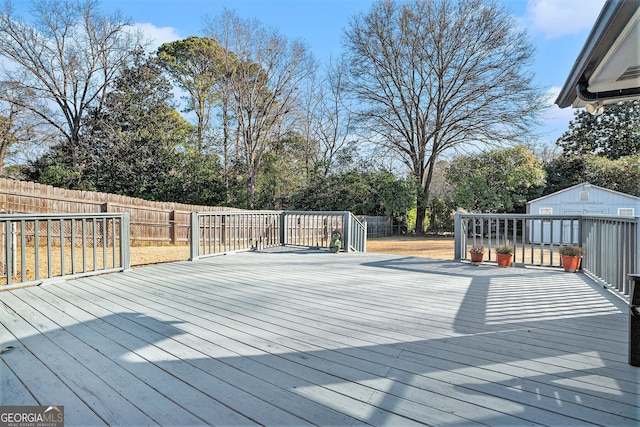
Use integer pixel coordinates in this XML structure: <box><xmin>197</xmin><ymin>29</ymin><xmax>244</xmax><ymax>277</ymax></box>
<box><xmin>495</xmin><ymin>245</ymin><xmax>513</xmax><ymax>255</ymax></box>
<box><xmin>406</xmin><ymin>208</ymin><xmax>430</xmax><ymax>233</ymax></box>
<box><xmin>558</xmin><ymin>245</ymin><xmax>585</xmax><ymax>257</ymax></box>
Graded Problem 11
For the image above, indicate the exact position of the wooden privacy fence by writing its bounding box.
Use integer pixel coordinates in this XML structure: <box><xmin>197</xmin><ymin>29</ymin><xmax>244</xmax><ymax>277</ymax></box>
<box><xmin>0</xmin><ymin>179</ymin><xmax>380</xmax><ymax>247</ymax></box>
<box><xmin>358</xmin><ymin>215</ymin><xmax>393</xmax><ymax>238</ymax></box>
<box><xmin>0</xmin><ymin>178</ymin><xmax>236</xmax><ymax>245</ymax></box>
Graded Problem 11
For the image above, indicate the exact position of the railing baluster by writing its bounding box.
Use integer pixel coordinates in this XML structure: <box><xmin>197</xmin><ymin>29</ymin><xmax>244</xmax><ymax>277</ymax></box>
<box><xmin>34</xmin><ymin>220</ymin><xmax>40</xmax><ymax>280</ymax></box>
<box><xmin>71</xmin><ymin>218</ymin><xmax>76</xmax><ymax>274</ymax></box>
<box><xmin>47</xmin><ymin>220</ymin><xmax>52</xmax><ymax>278</ymax></box>
<box><xmin>20</xmin><ymin>220</ymin><xmax>26</xmax><ymax>281</ymax></box>
<box><xmin>111</xmin><ymin>217</ymin><xmax>117</xmax><ymax>268</ymax></box>
<box><xmin>59</xmin><ymin>219</ymin><xmax>65</xmax><ymax>277</ymax></box>
<box><xmin>5</xmin><ymin>220</ymin><xmax>12</xmax><ymax>286</ymax></box>
<box><xmin>102</xmin><ymin>218</ymin><xmax>107</xmax><ymax>270</ymax></box>
<box><xmin>92</xmin><ymin>219</ymin><xmax>97</xmax><ymax>271</ymax></box>
<box><xmin>82</xmin><ymin>219</ymin><xmax>87</xmax><ymax>273</ymax></box>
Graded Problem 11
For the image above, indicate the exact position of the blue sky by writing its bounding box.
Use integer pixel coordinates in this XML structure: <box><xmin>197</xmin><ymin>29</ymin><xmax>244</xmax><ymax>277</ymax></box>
<box><xmin>19</xmin><ymin>0</ymin><xmax>608</xmax><ymax>146</ymax></box>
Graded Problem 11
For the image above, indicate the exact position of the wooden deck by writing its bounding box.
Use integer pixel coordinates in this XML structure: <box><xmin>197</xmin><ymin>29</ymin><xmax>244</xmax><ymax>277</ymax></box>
<box><xmin>1</xmin><ymin>247</ymin><xmax>638</xmax><ymax>426</ymax></box>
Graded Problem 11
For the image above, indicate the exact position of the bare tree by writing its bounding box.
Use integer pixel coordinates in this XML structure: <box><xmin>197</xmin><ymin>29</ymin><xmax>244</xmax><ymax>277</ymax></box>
<box><xmin>308</xmin><ymin>58</ymin><xmax>358</xmax><ymax>177</ymax></box>
<box><xmin>343</xmin><ymin>0</ymin><xmax>545</xmax><ymax>230</ymax></box>
<box><xmin>0</xmin><ymin>0</ymin><xmax>144</xmax><ymax>173</ymax></box>
<box><xmin>0</xmin><ymin>82</ymin><xmax>56</xmax><ymax>174</ymax></box>
<box><xmin>205</xmin><ymin>9</ymin><xmax>316</xmax><ymax>208</ymax></box>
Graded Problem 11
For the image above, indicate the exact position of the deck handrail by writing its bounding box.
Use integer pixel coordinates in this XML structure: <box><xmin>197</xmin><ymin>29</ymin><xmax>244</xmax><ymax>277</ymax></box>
<box><xmin>190</xmin><ymin>210</ymin><xmax>367</xmax><ymax>260</ymax></box>
<box><xmin>0</xmin><ymin>212</ymin><xmax>130</xmax><ymax>289</ymax></box>
<box><xmin>348</xmin><ymin>213</ymin><xmax>367</xmax><ymax>252</ymax></box>
<box><xmin>454</xmin><ymin>213</ymin><xmax>639</xmax><ymax>298</ymax></box>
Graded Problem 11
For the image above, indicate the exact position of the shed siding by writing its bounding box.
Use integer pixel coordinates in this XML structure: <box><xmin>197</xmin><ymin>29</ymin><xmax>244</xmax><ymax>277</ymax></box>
<box><xmin>527</xmin><ymin>184</ymin><xmax>640</xmax><ymax>216</ymax></box>
<box><xmin>526</xmin><ymin>183</ymin><xmax>640</xmax><ymax>244</ymax></box>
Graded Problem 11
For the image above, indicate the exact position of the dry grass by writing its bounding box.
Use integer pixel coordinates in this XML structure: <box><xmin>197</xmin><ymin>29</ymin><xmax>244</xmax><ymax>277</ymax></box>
<box><xmin>366</xmin><ymin>235</ymin><xmax>454</xmax><ymax>259</ymax></box>
<box><xmin>131</xmin><ymin>245</ymin><xmax>191</xmax><ymax>266</ymax></box>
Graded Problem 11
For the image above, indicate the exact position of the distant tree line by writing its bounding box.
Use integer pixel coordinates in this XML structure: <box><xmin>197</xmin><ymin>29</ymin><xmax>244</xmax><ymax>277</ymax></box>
<box><xmin>1</xmin><ymin>0</ymin><xmax>636</xmax><ymax>234</ymax></box>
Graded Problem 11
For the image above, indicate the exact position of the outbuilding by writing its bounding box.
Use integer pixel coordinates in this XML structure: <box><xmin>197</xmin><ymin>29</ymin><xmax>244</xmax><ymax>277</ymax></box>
<box><xmin>527</xmin><ymin>182</ymin><xmax>640</xmax><ymax>217</ymax></box>
<box><xmin>526</xmin><ymin>182</ymin><xmax>640</xmax><ymax>244</ymax></box>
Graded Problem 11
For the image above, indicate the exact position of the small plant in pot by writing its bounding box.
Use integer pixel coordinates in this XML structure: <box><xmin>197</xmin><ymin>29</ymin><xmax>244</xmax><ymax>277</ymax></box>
<box><xmin>558</xmin><ymin>245</ymin><xmax>585</xmax><ymax>272</ymax></box>
<box><xmin>329</xmin><ymin>232</ymin><xmax>342</xmax><ymax>253</ymax></box>
<box><xmin>495</xmin><ymin>245</ymin><xmax>513</xmax><ymax>267</ymax></box>
<box><xmin>469</xmin><ymin>245</ymin><xmax>485</xmax><ymax>264</ymax></box>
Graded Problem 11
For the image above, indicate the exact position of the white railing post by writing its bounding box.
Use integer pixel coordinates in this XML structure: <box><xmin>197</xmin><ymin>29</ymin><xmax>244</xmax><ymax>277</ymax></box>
<box><xmin>5</xmin><ymin>219</ymin><xmax>12</xmax><ymax>286</ymax></box>
<box><xmin>363</xmin><ymin>219</ymin><xmax>368</xmax><ymax>252</ymax></box>
<box><xmin>280</xmin><ymin>212</ymin><xmax>287</xmax><ymax>246</ymax></box>
<box><xmin>343</xmin><ymin>212</ymin><xmax>351</xmax><ymax>252</ymax></box>
<box><xmin>189</xmin><ymin>212</ymin><xmax>199</xmax><ymax>261</ymax></box>
<box><xmin>120</xmin><ymin>213</ymin><xmax>130</xmax><ymax>270</ymax></box>
<box><xmin>454</xmin><ymin>213</ymin><xmax>462</xmax><ymax>260</ymax></box>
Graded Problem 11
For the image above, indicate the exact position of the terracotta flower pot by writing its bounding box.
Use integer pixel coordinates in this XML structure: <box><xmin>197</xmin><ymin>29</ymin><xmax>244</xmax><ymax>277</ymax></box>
<box><xmin>496</xmin><ymin>253</ymin><xmax>512</xmax><ymax>267</ymax></box>
<box><xmin>561</xmin><ymin>255</ymin><xmax>581</xmax><ymax>272</ymax></box>
<box><xmin>470</xmin><ymin>252</ymin><xmax>484</xmax><ymax>264</ymax></box>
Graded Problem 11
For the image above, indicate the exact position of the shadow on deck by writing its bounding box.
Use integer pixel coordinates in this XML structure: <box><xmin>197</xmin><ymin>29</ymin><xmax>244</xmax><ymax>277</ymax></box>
<box><xmin>1</xmin><ymin>249</ymin><xmax>638</xmax><ymax>426</ymax></box>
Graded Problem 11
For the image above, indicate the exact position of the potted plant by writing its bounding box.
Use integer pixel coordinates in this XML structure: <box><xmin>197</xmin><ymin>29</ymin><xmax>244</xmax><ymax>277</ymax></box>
<box><xmin>495</xmin><ymin>245</ymin><xmax>513</xmax><ymax>267</ymax></box>
<box><xmin>558</xmin><ymin>245</ymin><xmax>585</xmax><ymax>272</ymax></box>
<box><xmin>469</xmin><ymin>245</ymin><xmax>484</xmax><ymax>264</ymax></box>
<box><xmin>329</xmin><ymin>232</ymin><xmax>342</xmax><ymax>253</ymax></box>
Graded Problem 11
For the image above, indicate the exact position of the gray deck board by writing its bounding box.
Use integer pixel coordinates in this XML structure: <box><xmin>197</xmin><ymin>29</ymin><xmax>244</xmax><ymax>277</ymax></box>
<box><xmin>1</xmin><ymin>248</ymin><xmax>639</xmax><ymax>426</ymax></box>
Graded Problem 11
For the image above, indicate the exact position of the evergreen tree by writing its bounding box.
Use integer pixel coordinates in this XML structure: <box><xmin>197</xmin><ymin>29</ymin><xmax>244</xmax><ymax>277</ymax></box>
<box><xmin>447</xmin><ymin>146</ymin><xmax>546</xmax><ymax>213</ymax></box>
<box><xmin>27</xmin><ymin>51</ymin><xmax>225</xmax><ymax>205</ymax></box>
<box><xmin>80</xmin><ymin>52</ymin><xmax>191</xmax><ymax>200</ymax></box>
<box><xmin>556</xmin><ymin>100</ymin><xmax>640</xmax><ymax>160</ymax></box>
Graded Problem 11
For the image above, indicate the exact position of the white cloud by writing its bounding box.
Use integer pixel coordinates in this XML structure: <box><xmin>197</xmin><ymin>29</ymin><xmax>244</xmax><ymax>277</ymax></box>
<box><xmin>525</xmin><ymin>0</ymin><xmax>605</xmax><ymax>39</ymax></box>
<box><xmin>133</xmin><ymin>23</ymin><xmax>182</xmax><ymax>51</ymax></box>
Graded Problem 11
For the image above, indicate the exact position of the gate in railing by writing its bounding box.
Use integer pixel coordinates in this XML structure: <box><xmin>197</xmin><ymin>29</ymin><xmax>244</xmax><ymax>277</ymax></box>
<box><xmin>190</xmin><ymin>210</ymin><xmax>366</xmax><ymax>260</ymax></box>
<box><xmin>454</xmin><ymin>213</ymin><xmax>639</xmax><ymax>298</ymax></box>
<box><xmin>0</xmin><ymin>213</ymin><xmax>130</xmax><ymax>289</ymax></box>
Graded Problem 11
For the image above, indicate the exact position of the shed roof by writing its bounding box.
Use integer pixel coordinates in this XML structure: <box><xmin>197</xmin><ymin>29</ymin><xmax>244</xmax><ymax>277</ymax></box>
<box><xmin>527</xmin><ymin>182</ymin><xmax>640</xmax><ymax>205</ymax></box>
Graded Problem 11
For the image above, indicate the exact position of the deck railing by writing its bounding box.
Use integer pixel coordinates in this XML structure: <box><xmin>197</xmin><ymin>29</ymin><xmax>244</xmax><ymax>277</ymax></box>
<box><xmin>0</xmin><ymin>212</ymin><xmax>130</xmax><ymax>289</ymax></box>
<box><xmin>190</xmin><ymin>211</ymin><xmax>282</xmax><ymax>260</ymax></box>
<box><xmin>190</xmin><ymin>210</ymin><xmax>367</xmax><ymax>260</ymax></box>
<box><xmin>348</xmin><ymin>213</ymin><xmax>367</xmax><ymax>252</ymax></box>
<box><xmin>454</xmin><ymin>213</ymin><xmax>639</xmax><ymax>298</ymax></box>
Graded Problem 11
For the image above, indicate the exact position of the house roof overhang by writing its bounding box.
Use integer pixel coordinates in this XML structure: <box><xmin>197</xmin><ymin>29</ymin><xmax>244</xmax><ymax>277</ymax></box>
<box><xmin>555</xmin><ymin>0</ymin><xmax>640</xmax><ymax>109</ymax></box>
